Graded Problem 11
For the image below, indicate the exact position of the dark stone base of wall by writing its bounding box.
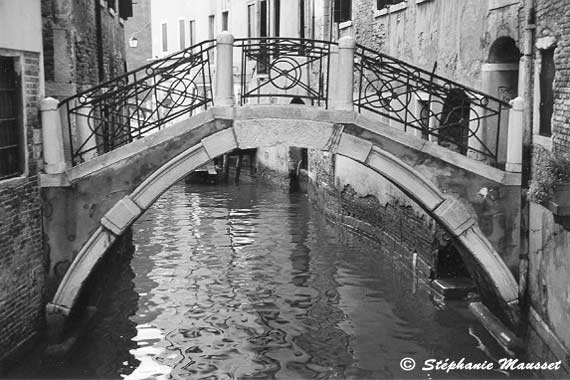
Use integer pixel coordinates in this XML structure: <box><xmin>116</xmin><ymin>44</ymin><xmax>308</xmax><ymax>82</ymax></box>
<box><xmin>306</xmin><ymin>179</ymin><xmax>436</xmax><ymax>282</ymax></box>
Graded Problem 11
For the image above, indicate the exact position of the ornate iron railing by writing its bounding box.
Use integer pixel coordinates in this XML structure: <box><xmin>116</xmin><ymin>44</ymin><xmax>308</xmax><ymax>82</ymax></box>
<box><xmin>60</xmin><ymin>37</ymin><xmax>509</xmax><ymax>167</ymax></box>
<box><xmin>354</xmin><ymin>45</ymin><xmax>510</xmax><ymax>161</ymax></box>
<box><xmin>235</xmin><ymin>37</ymin><xmax>331</xmax><ymax>106</ymax></box>
<box><xmin>61</xmin><ymin>40</ymin><xmax>214</xmax><ymax>165</ymax></box>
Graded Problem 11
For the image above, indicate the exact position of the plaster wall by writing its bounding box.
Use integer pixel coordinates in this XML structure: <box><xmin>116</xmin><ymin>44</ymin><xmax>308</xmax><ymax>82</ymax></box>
<box><xmin>125</xmin><ymin>0</ymin><xmax>152</xmax><ymax>69</ymax></box>
<box><xmin>255</xmin><ymin>145</ymin><xmax>291</xmax><ymax>187</ymax></box>
<box><xmin>0</xmin><ymin>0</ymin><xmax>43</xmax><ymax>53</ymax></box>
<box><xmin>342</xmin><ymin>0</ymin><xmax>522</xmax><ymax>90</ymax></box>
<box><xmin>527</xmin><ymin>203</ymin><xmax>570</xmax><ymax>372</ymax></box>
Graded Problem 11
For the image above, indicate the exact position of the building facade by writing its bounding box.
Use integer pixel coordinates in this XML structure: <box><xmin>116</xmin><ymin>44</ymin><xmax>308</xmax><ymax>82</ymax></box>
<box><xmin>42</xmin><ymin>0</ymin><xmax>132</xmax><ymax>99</ymax></box>
<box><xmin>1</xmin><ymin>0</ymin><xmax>133</xmax><ymax>369</ymax></box>
<box><xmin>0</xmin><ymin>0</ymin><xmax>45</xmax><ymax>366</ymax></box>
<box><xmin>524</xmin><ymin>0</ymin><xmax>570</xmax><ymax>371</ymax></box>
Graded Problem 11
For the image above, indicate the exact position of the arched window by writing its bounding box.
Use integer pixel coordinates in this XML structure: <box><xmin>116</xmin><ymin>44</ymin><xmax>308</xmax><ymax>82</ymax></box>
<box><xmin>439</xmin><ymin>89</ymin><xmax>470</xmax><ymax>155</ymax></box>
<box><xmin>487</xmin><ymin>36</ymin><xmax>520</xmax><ymax>64</ymax></box>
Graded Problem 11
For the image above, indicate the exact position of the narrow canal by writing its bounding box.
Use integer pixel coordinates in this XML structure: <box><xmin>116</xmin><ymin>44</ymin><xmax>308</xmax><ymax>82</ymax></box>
<box><xmin>21</xmin><ymin>182</ymin><xmax>528</xmax><ymax>379</ymax></box>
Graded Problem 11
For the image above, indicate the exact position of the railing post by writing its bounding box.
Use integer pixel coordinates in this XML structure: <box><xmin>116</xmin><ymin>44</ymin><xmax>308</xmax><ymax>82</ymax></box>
<box><xmin>40</xmin><ymin>97</ymin><xmax>67</xmax><ymax>174</ymax></box>
<box><xmin>76</xmin><ymin>98</ymin><xmax>98</xmax><ymax>161</ymax></box>
<box><xmin>214</xmin><ymin>32</ymin><xmax>235</xmax><ymax>107</ymax></box>
<box><xmin>331</xmin><ymin>36</ymin><xmax>356</xmax><ymax>111</ymax></box>
<box><xmin>506</xmin><ymin>97</ymin><xmax>524</xmax><ymax>173</ymax></box>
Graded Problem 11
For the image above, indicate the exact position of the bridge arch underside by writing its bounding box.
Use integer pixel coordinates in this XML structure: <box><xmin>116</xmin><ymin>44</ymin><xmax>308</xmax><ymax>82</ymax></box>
<box><xmin>44</xmin><ymin>105</ymin><xmax>520</xmax><ymax>334</ymax></box>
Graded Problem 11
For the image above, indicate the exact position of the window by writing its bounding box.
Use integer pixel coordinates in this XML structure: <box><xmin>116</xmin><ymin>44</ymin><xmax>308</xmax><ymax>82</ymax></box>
<box><xmin>161</xmin><ymin>23</ymin><xmax>168</xmax><ymax>52</ymax></box>
<box><xmin>539</xmin><ymin>48</ymin><xmax>555</xmax><ymax>137</ymax></box>
<box><xmin>247</xmin><ymin>4</ymin><xmax>255</xmax><ymax>39</ymax></box>
<box><xmin>299</xmin><ymin>0</ymin><xmax>305</xmax><ymax>39</ymax></box>
<box><xmin>259</xmin><ymin>0</ymin><xmax>268</xmax><ymax>74</ymax></box>
<box><xmin>439</xmin><ymin>89</ymin><xmax>470</xmax><ymax>155</ymax></box>
<box><xmin>108</xmin><ymin>0</ymin><xmax>116</xmax><ymax>12</ymax></box>
<box><xmin>274</xmin><ymin>0</ymin><xmax>280</xmax><ymax>37</ymax></box>
<box><xmin>333</xmin><ymin>0</ymin><xmax>351</xmax><ymax>23</ymax></box>
<box><xmin>179</xmin><ymin>19</ymin><xmax>186</xmax><ymax>50</ymax></box>
<box><xmin>0</xmin><ymin>56</ymin><xmax>23</xmax><ymax>180</ymax></box>
<box><xmin>118</xmin><ymin>0</ymin><xmax>133</xmax><ymax>19</ymax></box>
<box><xmin>377</xmin><ymin>0</ymin><xmax>405</xmax><ymax>9</ymax></box>
<box><xmin>222</xmin><ymin>11</ymin><xmax>229</xmax><ymax>31</ymax></box>
<box><xmin>208</xmin><ymin>15</ymin><xmax>215</xmax><ymax>40</ymax></box>
<box><xmin>189</xmin><ymin>20</ymin><xmax>196</xmax><ymax>46</ymax></box>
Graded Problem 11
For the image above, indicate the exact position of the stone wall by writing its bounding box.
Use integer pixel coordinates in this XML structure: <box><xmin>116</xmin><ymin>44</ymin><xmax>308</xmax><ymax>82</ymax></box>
<box><xmin>525</xmin><ymin>0</ymin><xmax>570</xmax><ymax>373</ymax></box>
<box><xmin>256</xmin><ymin>146</ymin><xmax>302</xmax><ymax>189</ymax></box>
<box><xmin>42</xmin><ymin>0</ymin><xmax>127</xmax><ymax>99</ymax></box>
<box><xmin>307</xmin><ymin>149</ymin><xmax>467</xmax><ymax>281</ymax></box>
<box><xmin>533</xmin><ymin>0</ymin><xmax>570</xmax><ymax>154</ymax></box>
<box><xmin>526</xmin><ymin>203</ymin><xmax>570</xmax><ymax>375</ymax></box>
<box><xmin>0</xmin><ymin>51</ymin><xmax>45</xmax><ymax>368</ymax></box>
<box><xmin>337</xmin><ymin>0</ymin><xmax>522</xmax><ymax>90</ymax></box>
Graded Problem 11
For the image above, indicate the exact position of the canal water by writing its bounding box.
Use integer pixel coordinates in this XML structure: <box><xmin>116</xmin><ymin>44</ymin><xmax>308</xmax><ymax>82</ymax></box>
<box><xmin>17</xmin><ymin>182</ymin><xmax>531</xmax><ymax>379</ymax></box>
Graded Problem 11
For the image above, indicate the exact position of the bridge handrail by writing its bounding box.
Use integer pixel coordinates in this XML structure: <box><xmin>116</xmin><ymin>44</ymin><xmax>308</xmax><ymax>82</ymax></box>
<box><xmin>356</xmin><ymin>44</ymin><xmax>510</xmax><ymax>107</ymax></box>
<box><xmin>59</xmin><ymin>39</ymin><xmax>216</xmax><ymax>105</ymax></box>
<box><xmin>60</xmin><ymin>40</ymin><xmax>216</xmax><ymax>164</ymax></box>
<box><xmin>58</xmin><ymin>36</ymin><xmax>510</xmax><ymax>167</ymax></box>
<box><xmin>354</xmin><ymin>44</ymin><xmax>510</xmax><ymax>161</ymax></box>
<box><xmin>233</xmin><ymin>37</ymin><xmax>335</xmax><ymax>106</ymax></box>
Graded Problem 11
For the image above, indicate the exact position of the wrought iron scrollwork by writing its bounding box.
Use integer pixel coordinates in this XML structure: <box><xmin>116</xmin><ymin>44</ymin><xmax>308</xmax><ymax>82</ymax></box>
<box><xmin>235</xmin><ymin>37</ymin><xmax>332</xmax><ymax>106</ymax></box>
<box><xmin>354</xmin><ymin>45</ymin><xmax>509</xmax><ymax>162</ymax></box>
<box><xmin>60</xmin><ymin>37</ymin><xmax>509</xmax><ymax>168</ymax></box>
<box><xmin>61</xmin><ymin>41</ymin><xmax>214</xmax><ymax>165</ymax></box>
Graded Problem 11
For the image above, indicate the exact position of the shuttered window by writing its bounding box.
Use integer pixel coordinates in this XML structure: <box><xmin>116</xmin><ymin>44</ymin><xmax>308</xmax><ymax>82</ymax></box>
<box><xmin>119</xmin><ymin>0</ymin><xmax>133</xmax><ymax>19</ymax></box>
<box><xmin>377</xmin><ymin>0</ymin><xmax>405</xmax><ymax>9</ymax></box>
<box><xmin>539</xmin><ymin>48</ymin><xmax>555</xmax><ymax>137</ymax></box>
<box><xmin>333</xmin><ymin>0</ymin><xmax>351</xmax><ymax>23</ymax></box>
<box><xmin>0</xmin><ymin>56</ymin><xmax>23</xmax><ymax>180</ymax></box>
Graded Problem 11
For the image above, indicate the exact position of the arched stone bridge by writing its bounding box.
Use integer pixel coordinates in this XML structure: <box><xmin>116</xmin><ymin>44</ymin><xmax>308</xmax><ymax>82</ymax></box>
<box><xmin>39</xmin><ymin>34</ymin><xmax>524</xmax><ymax>338</ymax></box>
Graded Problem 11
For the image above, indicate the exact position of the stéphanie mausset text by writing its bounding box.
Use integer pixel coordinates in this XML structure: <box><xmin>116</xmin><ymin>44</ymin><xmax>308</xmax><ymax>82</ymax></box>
<box><xmin>422</xmin><ymin>358</ymin><xmax>562</xmax><ymax>373</ymax></box>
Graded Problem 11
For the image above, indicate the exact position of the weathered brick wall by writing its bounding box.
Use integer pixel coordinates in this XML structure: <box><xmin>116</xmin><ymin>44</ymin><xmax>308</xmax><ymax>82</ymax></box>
<box><xmin>534</xmin><ymin>0</ymin><xmax>570</xmax><ymax>154</ymax></box>
<box><xmin>307</xmin><ymin>149</ymin><xmax>463</xmax><ymax>280</ymax></box>
<box><xmin>42</xmin><ymin>0</ymin><xmax>127</xmax><ymax>97</ymax></box>
<box><xmin>0</xmin><ymin>52</ymin><xmax>45</xmax><ymax>366</ymax></box>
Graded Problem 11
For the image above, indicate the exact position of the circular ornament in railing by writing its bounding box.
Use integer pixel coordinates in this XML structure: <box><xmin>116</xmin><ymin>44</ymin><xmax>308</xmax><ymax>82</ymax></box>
<box><xmin>158</xmin><ymin>77</ymin><xmax>199</xmax><ymax>109</ymax></box>
<box><xmin>268</xmin><ymin>57</ymin><xmax>301</xmax><ymax>90</ymax></box>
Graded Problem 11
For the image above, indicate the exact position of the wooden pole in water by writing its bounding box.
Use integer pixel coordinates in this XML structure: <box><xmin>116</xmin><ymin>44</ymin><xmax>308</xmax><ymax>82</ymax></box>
<box><xmin>235</xmin><ymin>154</ymin><xmax>242</xmax><ymax>183</ymax></box>
<box><xmin>223</xmin><ymin>154</ymin><xmax>230</xmax><ymax>181</ymax></box>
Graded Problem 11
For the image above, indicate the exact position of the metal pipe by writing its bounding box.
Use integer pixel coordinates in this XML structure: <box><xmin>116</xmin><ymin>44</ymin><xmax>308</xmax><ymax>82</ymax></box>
<box><xmin>518</xmin><ymin>0</ymin><xmax>535</xmax><ymax>316</ymax></box>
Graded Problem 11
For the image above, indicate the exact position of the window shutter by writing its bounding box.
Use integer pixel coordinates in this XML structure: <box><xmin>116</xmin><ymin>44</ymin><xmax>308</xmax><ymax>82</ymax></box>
<box><xmin>119</xmin><ymin>0</ymin><xmax>133</xmax><ymax>19</ymax></box>
<box><xmin>333</xmin><ymin>0</ymin><xmax>342</xmax><ymax>23</ymax></box>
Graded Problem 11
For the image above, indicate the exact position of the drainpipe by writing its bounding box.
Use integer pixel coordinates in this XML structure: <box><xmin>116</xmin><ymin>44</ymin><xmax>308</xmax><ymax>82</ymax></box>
<box><xmin>95</xmin><ymin>0</ymin><xmax>105</xmax><ymax>83</ymax></box>
<box><xmin>517</xmin><ymin>0</ymin><xmax>535</xmax><ymax>316</ymax></box>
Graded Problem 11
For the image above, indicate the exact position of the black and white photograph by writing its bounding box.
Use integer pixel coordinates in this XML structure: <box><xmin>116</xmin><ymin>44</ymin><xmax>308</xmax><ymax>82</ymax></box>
<box><xmin>0</xmin><ymin>0</ymin><xmax>569</xmax><ymax>379</ymax></box>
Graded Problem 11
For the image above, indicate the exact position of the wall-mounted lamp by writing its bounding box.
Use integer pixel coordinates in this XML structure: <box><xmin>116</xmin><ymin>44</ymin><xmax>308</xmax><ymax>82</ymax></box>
<box><xmin>128</xmin><ymin>36</ymin><xmax>139</xmax><ymax>48</ymax></box>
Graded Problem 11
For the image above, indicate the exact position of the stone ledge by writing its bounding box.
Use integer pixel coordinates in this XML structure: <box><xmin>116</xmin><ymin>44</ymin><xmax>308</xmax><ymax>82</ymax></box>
<box><xmin>39</xmin><ymin>173</ymin><xmax>71</xmax><ymax>188</ymax></box>
<box><xmin>65</xmin><ymin>109</ymin><xmax>216</xmax><ymax>183</ymax></box>
<box><xmin>528</xmin><ymin>307</ymin><xmax>570</xmax><ymax>374</ymax></box>
<box><xmin>488</xmin><ymin>0</ymin><xmax>520</xmax><ymax>11</ymax></box>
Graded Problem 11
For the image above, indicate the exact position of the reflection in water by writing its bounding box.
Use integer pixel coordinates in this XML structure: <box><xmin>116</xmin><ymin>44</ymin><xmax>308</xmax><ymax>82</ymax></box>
<box><xmin>19</xmin><ymin>182</ymin><xmax>531</xmax><ymax>379</ymax></box>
